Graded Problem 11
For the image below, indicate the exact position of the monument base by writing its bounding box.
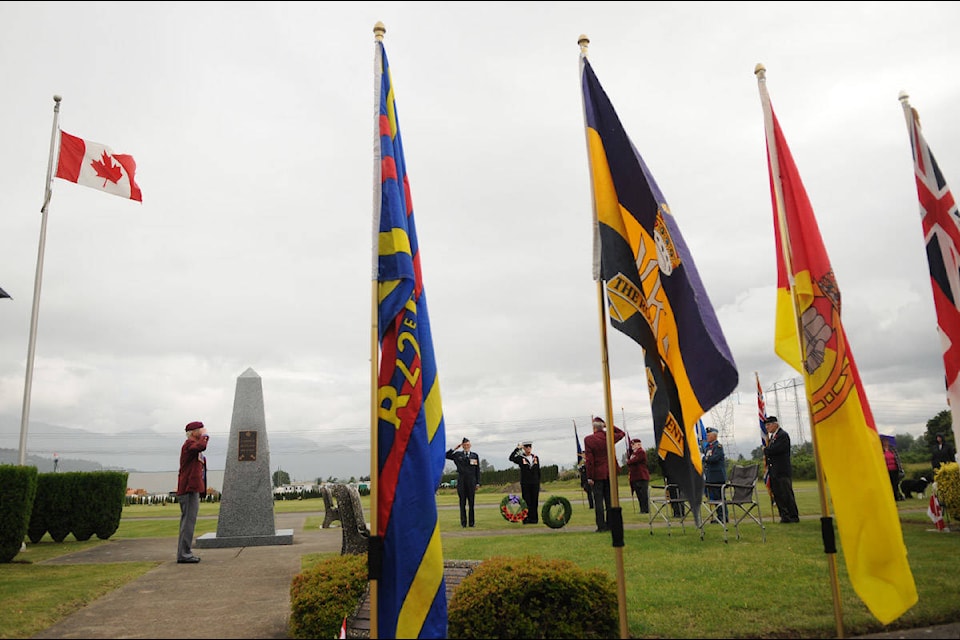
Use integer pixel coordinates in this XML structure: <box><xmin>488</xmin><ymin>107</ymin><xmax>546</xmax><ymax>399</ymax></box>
<box><xmin>194</xmin><ymin>528</ymin><xmax>294</xmax><ymax>548</ymax></box>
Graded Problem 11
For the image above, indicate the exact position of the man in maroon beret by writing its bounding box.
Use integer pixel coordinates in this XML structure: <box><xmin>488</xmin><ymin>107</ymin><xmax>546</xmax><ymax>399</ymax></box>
<box><xmin>177</xmin><ymin>421</ymin><xmax>209</xmax><ymax>563</ymax></box>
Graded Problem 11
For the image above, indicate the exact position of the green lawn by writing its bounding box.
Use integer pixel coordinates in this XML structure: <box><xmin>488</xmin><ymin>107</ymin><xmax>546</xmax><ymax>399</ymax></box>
<box><xmin>5</xmin><ymin>477</ymin><xmax>958</xmax><ymax>639</ymax></box>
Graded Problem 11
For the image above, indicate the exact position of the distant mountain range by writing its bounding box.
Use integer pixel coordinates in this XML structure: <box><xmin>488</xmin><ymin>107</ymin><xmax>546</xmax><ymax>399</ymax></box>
<box><xmin>0</xmin><ymin>418</ymin><xmax>368</xmax><ymax>483</ymax></box>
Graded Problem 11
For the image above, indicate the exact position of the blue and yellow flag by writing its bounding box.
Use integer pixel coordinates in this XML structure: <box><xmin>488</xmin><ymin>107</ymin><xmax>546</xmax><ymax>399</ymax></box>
<box><xmin>373</xmin><ymin>37</ymin><xmax>447</xmax><ymax>639</ymax></box>
<box><xmin>580</xmin><ymin>54</ymin><xmax>739</xmax><ymax>515</ymax></box>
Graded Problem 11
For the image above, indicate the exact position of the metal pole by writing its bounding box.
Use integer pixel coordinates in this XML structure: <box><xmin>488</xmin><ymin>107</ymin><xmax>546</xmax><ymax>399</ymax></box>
<box><xmin>18</xmin><ymin>94</ymin><xmax>61</xmax><ymax>466</ymax></box>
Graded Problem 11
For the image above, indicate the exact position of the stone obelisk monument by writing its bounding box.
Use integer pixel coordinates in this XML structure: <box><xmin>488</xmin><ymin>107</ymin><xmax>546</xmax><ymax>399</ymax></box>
<box><xmin>195</xmin><ymin>367</ymin><xmax>292</xmax><ymax>548</ymax></box>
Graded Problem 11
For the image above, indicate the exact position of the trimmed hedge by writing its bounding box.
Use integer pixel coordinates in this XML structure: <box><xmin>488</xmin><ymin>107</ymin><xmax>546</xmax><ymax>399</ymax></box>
<box><xmin>26</xmin><ymin>471</ymin><xmax>128</xmax><ymax>543</ymax></box>
<box><xmin>448</xmin><ymin>555</ymin><xmax>618</xmax><ymax>639</ymax></box>
<box><xmin>289</xmin><ymin>553</ymin><xmax>367</xmax><ymax>639</ymax></box>
<box><xmin>0</xmin><ymin>465</ymin><xmax>39</xmax><ymax>562</ymax></box>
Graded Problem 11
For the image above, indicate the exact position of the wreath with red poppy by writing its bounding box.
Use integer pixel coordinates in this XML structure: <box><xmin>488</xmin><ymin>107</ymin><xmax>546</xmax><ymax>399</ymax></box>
<box><xmin>499</xmin><ymin>494</ymin><xmax>529</xmax><ymax>523</ymax></box>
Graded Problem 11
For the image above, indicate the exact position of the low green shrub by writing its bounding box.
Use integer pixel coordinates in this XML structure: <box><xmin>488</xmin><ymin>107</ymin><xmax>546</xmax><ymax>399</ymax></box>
<box><xmin>448</xmin><ymin>555</ymin><xmax>618</xmax><ymax>639</ymax></box>
<box><xmin>289</xmin><ymin>553</ymin><xmax>367</xmax><ymax>639</ymax></box>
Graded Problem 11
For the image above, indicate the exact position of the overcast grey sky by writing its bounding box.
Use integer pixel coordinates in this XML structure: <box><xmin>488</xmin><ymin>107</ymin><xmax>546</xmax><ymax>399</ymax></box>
<box><xmin>1</xmin><ymin>1</ymin><xmax>957</xmax><ymax>477</ymax></box>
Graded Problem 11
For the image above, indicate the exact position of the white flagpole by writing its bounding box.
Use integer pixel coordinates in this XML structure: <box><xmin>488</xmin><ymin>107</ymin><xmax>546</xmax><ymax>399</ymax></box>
<box><xmin>18</xmin><ymin>95</ymin><xmax>62</xmax><ymax>466</ymax></box>
<box><xmin>369</xmin><ymin>21</ymin><xmax>387</xmax><ymax>640</ymax></box>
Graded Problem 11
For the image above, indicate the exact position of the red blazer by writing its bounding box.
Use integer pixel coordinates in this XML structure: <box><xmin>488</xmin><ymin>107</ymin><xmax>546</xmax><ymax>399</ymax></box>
<box><xmin>627</xmin><ymin>447</ymin><xmax>650</xmax><ymax>483</ymax></box>
<box><xmin>177</xmin><ymin>435</ymin><xmax>209</xmax><ymax>495</ymax></box>
<box><xmin>584</xmin><ymin>426</ymin><xmax>625</xmax><ymax>481</ymax></box>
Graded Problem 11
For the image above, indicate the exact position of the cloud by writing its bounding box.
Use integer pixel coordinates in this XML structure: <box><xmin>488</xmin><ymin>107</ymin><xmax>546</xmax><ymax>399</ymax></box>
<box><xmin>0</xmin><ymin>2</ymin><xmax>957</xmax><ymax>477</ymax></box>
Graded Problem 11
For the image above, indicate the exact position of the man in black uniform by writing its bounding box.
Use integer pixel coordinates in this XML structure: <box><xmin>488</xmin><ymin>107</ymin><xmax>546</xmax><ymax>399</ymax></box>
<box><xmin>763</xmin><ymin>416</ymin><xmax>800</xmax><ymax>523</ymax></box>
<box><xmin>509</xmin><ymin>441</ymin><xmax>541</xmax><ymax>524</ymax></box>
<box><xmin>446</xmin><ymin>437</ymin><xmax>481</xmax><ymax>527</ymax></box>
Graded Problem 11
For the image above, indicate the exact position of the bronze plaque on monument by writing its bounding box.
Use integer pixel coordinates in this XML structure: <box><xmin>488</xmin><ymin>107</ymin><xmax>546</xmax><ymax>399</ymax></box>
<box><xmin>238</xmin><ymin>430</ymin><xmax>257</xmax><ymax>461</ymax></box>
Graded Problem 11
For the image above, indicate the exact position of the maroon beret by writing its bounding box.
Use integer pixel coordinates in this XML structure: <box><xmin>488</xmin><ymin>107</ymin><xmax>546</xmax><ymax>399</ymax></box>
<box><xmin>185</xmin><ymin>421</ymin><xmax>204</xmax><ymax>432</ymax></box>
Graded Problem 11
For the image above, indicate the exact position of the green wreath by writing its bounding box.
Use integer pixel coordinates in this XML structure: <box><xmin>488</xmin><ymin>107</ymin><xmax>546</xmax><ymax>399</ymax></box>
<box><xmin>499</xmin><ymin>494</ymin><xmax>529</xmax><ymax>523</ymax></box>
<box><xmin>541</xmin><ymin>495</ymin><xmax>572</xmax><ymax>529</ymax></box>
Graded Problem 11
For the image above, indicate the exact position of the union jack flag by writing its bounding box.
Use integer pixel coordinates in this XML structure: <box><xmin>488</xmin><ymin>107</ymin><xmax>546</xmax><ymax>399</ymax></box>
<box><xmin>901</xmin><ymin>95</ymin><xmax>960</xmax><ymax>452</ymax></box>
<box><xmin>756</xmin><ymin>372</ymin><xmax>773</xmax><ymax>499</ymax></box>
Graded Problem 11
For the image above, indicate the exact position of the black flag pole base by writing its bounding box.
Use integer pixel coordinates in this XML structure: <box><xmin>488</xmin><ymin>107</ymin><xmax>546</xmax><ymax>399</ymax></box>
<box><xmin>820</xmin><ymin>517</ymin><xmax>837</xmax><ymax>554</ymax></box>
<box><xmin>608</xmin><ymin>507</ymin><xmax>625</xmax><ymax>547</ymax></box>
<box><xmin>368</xmin><ymin>535</ymin><xmax>383</xmax><ymax>580</ymax></box>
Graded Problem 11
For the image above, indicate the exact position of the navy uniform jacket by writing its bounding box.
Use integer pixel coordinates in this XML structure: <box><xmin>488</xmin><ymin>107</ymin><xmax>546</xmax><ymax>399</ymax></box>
<box><xmin>446</xmin><ymin>449</ymin><xmax>481</xmax><ymax>487</ymax></box>
<box><xmin>509</xmin><ymin>448</ymin><xmax>541</xmax><ymax>486</ymax></box>
<box><xmin>763</xmin><ymin>428</ymin><xmax>793</xmax><ymax>479</ymax></box>
<box><xmin>702</xmin><ymin>440</ymin><xmax>726</xmax><ymax>483</ymax></box>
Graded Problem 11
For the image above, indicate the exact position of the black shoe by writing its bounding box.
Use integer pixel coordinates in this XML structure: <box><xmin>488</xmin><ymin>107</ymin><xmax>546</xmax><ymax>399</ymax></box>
<box><xmin>468</xmin><ymin>524</ymin><xmax>475</xmax><ymax>527</ymax></box>
<box><xmin>177</xmin><ymin>556</ymin><xmax>201</xmax><ymax>563</ymax></box>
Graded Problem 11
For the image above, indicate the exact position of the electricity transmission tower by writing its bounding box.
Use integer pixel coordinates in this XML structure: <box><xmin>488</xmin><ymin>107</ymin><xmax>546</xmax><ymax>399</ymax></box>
<box><xmin>768</xmin><ymin>376</ymin><xmax>807</xmax><ymax>444</ymax></box>
<box><xmin>709</xmin><ymin>393</ymin><xmax>737</xmax><ymax>453</ymax></box>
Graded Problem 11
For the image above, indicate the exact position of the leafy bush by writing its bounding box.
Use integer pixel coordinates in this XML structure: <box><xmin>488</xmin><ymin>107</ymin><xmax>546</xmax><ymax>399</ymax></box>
<box><xmin>934</xmin><ymin>462</ymin><xmax>960</xmax><ymax>522</ymax></box>
<box><xmin>289</xmin><ymin>553</ymin><xmax>367</xmax><ymax>639</ymax></box>
<box><xmin>448</xmin><ymin>555</ymin><xmax>618</xmax><ymax>639</ymax></box>
<box><xmin>0</xmin><ymin>465</ymin><xmax>38</xmax><ymax>562</ymax></box>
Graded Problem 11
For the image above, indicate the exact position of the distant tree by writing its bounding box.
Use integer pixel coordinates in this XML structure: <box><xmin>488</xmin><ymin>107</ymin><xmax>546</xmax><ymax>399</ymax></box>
<box><xmin>272</xmin><ymin>469</ymin><xmax>290</xmax><ymax>487</ymax></box>
<box><xmin>895</xmin><ymin>432</ymin><xmax>916</xmax><ymax>452</ymax></box>
<box><xmin>924</xmin><ymin>410</ymin><xmax>955</xmax><ymax>449</ymax></box>
<box><xmin>480</xmin><ymin>458</ymin><xmax>493</xmax><ymax>472</ymax></box>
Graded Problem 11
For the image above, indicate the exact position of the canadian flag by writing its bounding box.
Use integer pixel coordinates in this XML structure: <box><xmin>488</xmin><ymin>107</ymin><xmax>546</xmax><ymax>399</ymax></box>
<box><xmin>337</xmin><ymin>616</ymin><xmax>347</xmax><ymax>639</ymax></box>
<box><xmin>55</xmin><ymin>130</ymin><xmax>142</xmax><ymax>202</ymax></box>
<box><xmin>928</xmin><ymin>493</ymin><xmax>946</xmax><ymax>532</ymax></box>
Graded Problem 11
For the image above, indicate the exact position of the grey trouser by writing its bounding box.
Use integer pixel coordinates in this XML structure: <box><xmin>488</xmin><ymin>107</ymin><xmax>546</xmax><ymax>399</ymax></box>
<box><xmin>178</xmin><ymin>492</ymin><xmax>200</xmax><ymax>560</ymax></box>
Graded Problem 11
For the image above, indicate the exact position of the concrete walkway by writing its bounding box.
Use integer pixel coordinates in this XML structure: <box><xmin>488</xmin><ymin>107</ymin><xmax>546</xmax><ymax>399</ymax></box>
<box><xmin>32</xmin><ymin>511</ymin><xmax>338</xmax><ymax>639</ymax></box>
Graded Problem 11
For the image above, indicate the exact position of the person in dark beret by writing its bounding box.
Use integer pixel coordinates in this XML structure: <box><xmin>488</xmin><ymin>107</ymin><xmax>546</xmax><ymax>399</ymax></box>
<box><xmin>177</xmin><ymin>420</ymin><xmax>209</xmax><ymax>563</ymax></box>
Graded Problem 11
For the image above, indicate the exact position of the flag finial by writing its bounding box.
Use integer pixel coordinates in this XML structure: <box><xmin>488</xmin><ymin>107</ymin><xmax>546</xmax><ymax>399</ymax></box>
<box><xmin>53</xmin><ymin>94</ymin><xmax>61</xmax><ymax>104</ymax></box>
<box><xmin>754</xmin><ymin>63</ymin><xmax>766</xmax><ymax>78</ymax></box>
<box><xmin>374</xmin><ymin>21</ymin><xmax>386</xmax><ymax>41</ymax></box>
<box><xmin>578</xmin><ymin>34</ymin><xmax>589</xmax><ymax>55</ymax></box>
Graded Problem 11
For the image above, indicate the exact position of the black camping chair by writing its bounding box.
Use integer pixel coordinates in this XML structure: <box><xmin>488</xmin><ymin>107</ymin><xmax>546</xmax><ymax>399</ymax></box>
<box><xmin>649</xmin><ymin>481</ymin><xmax>695</xmax><ymax>536</ymax></box>
<box><xmin>699</xmin><ymin>464</ymin><xmax>766</xmax><ymax>543</ymax></box>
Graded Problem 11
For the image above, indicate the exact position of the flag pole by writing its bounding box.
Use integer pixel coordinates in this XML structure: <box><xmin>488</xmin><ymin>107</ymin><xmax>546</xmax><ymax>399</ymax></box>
<box><xmin>18</xmin><ymin>94</ymin><xmax>62</xmax><ymax>466</ymax></box>
<box><xmin>368</xmin><ymin>22</ymin><xmax>386</xmax><ymax>639</ymax></box>
<box><xmin>574</xmin><ymin>419</ymin><xmax>586</xmax><ymax>507</ymax></box>
<box><xmin>755</xmin><ymin>64</ymin><xmax>844</xmax><ymax>638</ymax></box>
<box><xmin>621</xmin><ymin>407</ymin><xmax>636</xmax><ymax>513</ymax></box>
<box><xmin>756</xmin><ymin>371</ymin><xmax>775</xmax><ymax>513</ymax></box>
<box><xmin>580</xmin><ymin>33</ymin><xmax>629</xmax><ymax>640</ymax></box>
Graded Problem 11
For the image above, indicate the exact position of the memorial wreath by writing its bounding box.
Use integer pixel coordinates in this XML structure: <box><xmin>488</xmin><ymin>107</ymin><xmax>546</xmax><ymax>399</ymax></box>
<box><xmin>541</xmin><ymin>495</ymin><xmax>572</xmax><ymax>529</ymax></box>
<box><xmin>499</xmin><ymin>494</ymin><xmax>529</xmax><ymax>523</ymax></box>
